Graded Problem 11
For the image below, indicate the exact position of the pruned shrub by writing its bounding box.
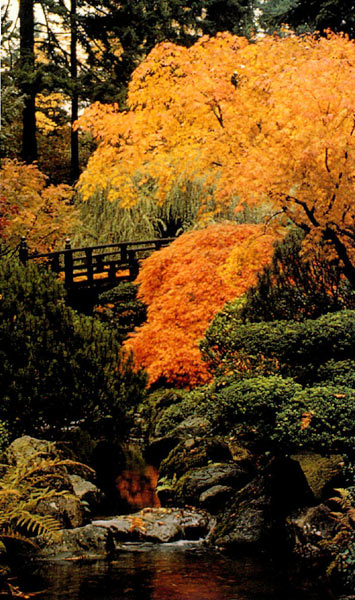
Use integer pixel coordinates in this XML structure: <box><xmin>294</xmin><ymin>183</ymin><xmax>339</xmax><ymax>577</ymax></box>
<box><xmin>273</xmin><ymin>386</ymin><xmax>355</xmax><ymax>456</ymax></box>
<box><xmin>95</xmin><ymin>282</ymin><xmax>147</xmax><ymax>343</ymax></box>
<box><xmin>211</xmin><ymin>375</ymin><xmax>302</xmax><ymax>449</ymax></box>
<box><xmin>200</xmin><ymin>308</ymin><xmax>355</xmax><ymax>383</ymax></box>
<box><xmin>314</xmin><ymin>360</ymin><xmax>355</xmax><ymax>389</ymax></box>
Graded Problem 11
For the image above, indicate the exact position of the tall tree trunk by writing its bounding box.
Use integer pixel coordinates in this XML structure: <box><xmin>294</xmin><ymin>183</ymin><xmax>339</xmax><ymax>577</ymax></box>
<box><xmin>70</xmin><ymin>0</ymin><xmax>80</xmax><ymax>183</ymax></box>
<box><xmin>19</xmin><ymin>0</ymin><xmax>37</xmax><ymax>163</ymax></box>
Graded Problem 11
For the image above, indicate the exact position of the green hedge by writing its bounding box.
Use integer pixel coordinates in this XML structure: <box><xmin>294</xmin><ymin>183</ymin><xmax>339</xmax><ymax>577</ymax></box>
<box><xmin>147</xmin><ymin>376</ymin><xmax>355</xmax><ymax>456</ymax></box>
<box><xmin>200</xmin><ymin>308</ymin><xmax>355</xmax><ymax>383</ymax></box>
<box><xmin>314</xmin><ymin>359</ymin><xmax>355</xmax><ymax>388</ymax></box>
<box><xmin>273</xmin><ymin>385</ymin><xmax>355</xmax><ymax>455</ymax></box>
<box><xmin>211</xmin><ymin>375</ymin><xmax>302</xmax><ymax>448</ymax></box>
<box><xmin>95</xmin><ymin>282</ymin><xmax>147</xmax><ymax>343</ymax></box>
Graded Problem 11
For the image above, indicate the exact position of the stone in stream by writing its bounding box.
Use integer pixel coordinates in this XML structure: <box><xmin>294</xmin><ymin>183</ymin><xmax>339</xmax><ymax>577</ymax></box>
<box><xmin>93</xmin><ymin>507</ymin><xmax>214</xmax><ymax>544</ymax></box>
<box><xmin>36</xmin><ymin>507</ymin><xmax>216</xmax><ymax>558</ymax></box>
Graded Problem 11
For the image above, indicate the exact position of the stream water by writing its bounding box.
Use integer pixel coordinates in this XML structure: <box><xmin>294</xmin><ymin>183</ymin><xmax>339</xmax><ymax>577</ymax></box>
<box><xmin>21</xmin><ymin>543</ymin><xmax>329</xmax><ymax>600</ymax></box>
<box><xmin>16</xmin><ymin>448</ymin><xmax>332</xmax><ymax>599</ymax></box>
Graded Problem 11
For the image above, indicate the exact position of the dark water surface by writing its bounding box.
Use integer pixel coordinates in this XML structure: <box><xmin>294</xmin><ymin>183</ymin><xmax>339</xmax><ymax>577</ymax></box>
<box><xmin>22</xmin><ymin>543</ymin><xmax>329</xmax><ymax>600</ymax></box>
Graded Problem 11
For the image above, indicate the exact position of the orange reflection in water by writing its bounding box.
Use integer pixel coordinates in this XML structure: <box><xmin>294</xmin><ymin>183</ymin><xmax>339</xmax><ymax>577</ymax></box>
<box><xmin>116</xmin><ymin>465</ymin><xmax>161</xmax><ymax>510</ymax></box>
<box><xmin>149</xmin><ymin>555</ymin><xmax>238</xmax><ymax>600</ymax></box>
<box><xmin>151</xmin><ymin>574</ymin><xmax>225</xmax><ymax>600</ymax></box>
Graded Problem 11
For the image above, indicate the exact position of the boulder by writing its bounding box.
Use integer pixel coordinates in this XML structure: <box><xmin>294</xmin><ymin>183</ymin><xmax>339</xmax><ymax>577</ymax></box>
<box><xmin>175</xmin><ymin>462</ymin><xmax>250</xmax><ymax>505</ymax></box>
<box><xmin>209</xmin><ymin>457</ymin><xmax>312</xmax><ymax>551</ymax></box>
<box><xmin>4</xmin><ymin>436</ymin><xmax>100</xmax><ymax>528</ymax></box>
<box><xmin>211</xmin><ymin>474</ymin><xmax>273</xmax><ymax>550</ymax></box>
<box><xmin>160</xmin><ymin>437</ymin><xmax>234</xmax><ymax>480</ymax></box>
<box><xmin>68</xmin><ymin>474</ymin><xmax>102</xmax><ymax>513</ymax></box>
<box><xmin>157</xmin><ymin>437</ymin><xmax>240</xmax><ymax>506</ymax></box>
<box><xmin>288</xmin><ymin>503</ymin><xmax>340</xmax><ymax>559</ymax></box>
<box><xmin>291</xmin><ymin>453</ymin><xmax>344</xmax><ymax>501</ymax></box>
<box><xmin>36</xmin><ymin>523</ymin><xmax>110</xmax><ymax>558</ymax></box>
<box><xmin>147</xmin><ymin>417</ymin><xmax>213</xmax><ymax>463</ymax></box>
<box><xmin>171</xmin><ymin>416</ymin><xmax>212</xmax><ymax>438</ymax></box>
<box><xmin>6</xmin><ymin>436</ymin><xmax>57</xmax><ymax>465</ymax></box>
<box><xmin>217</xmin><ymin>507</ymin><xmax>267</xmax><ymax>548</ymax></box>
<box><xmin>199</xmin><ymin>485</ymin><xmax>234</xmax><ymax>512</ymax></box>
<box><xmin>36</xmin><ymin>495</ymin><xmax>84</xmax><ymax>529</ymax></box>
<box><xmin>93</xmin><ymin>507</ymin><xmax>214</xmax><ymax>545</ymax></box>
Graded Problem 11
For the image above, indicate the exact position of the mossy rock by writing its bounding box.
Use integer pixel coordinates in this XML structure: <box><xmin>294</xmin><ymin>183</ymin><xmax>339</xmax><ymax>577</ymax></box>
<box><xmin>227</xmin><ymin>440</ymin><xmax>253</xmax><ymax>464</ymax></box>
<box><xmin>159</xmin><ymin>436</ymin><xmax>232</xmax><ymax>481</ymax></box>
<box><xmin>6</xmin><ymin>436</ymin><xmax>56</xmax><ymax>465</ymax></box>
<box><xmin>173</xmin><ymin>461</ymin><xmax>251</xmax><ymax>507</ymax></box>
<box><xmin>157</xmin><ymin>437</ymin><xmax>235</xmax><ymax>506</ymax></box>
<box><xmin>291</xmin><ymin>452</ymin><xmax>344</xmax><ymax>500</ymax></box>
<box><xmin>210</xmin><ymin>473</ymin><xmax>271</xmax><ymax>549</ymax></box>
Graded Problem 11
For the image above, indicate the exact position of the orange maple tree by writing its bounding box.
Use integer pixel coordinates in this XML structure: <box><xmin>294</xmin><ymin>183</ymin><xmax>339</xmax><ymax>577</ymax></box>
<box><xmin>0</xmin><ymin>159</ymin><xmax>77</xmax><ymax>253</ymax></box>
<box><xmin>124</xmin><ymin>223</ymin><xmax>276</xmax><ymax>388</ymax></box>
<box><xmin>76</xmin><ymin>31</ymin><xmax>355</xmax><ymax>285</ymax></box>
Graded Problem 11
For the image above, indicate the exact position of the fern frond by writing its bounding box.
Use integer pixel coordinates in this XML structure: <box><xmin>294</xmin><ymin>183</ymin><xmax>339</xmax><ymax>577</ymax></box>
<box><xmin>0</xmin><ymin>450</ymin><xmax>90</xmax><ymax>548</ymax></box>
<box><xmin>0</xmin><ymin>527</ymin><xmax>38</xmax><ymax>548</ymax></box>
<box><xmin>12</xmin><ymin>509</ymin><xmax>61</xmax><ymax>537</ymax></box>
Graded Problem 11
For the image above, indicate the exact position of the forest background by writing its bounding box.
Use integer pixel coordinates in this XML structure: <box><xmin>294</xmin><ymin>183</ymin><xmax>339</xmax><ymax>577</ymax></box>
<box><xmin>1</xmin><ymin>0</ymin><xmax>355</xmax><ymax>594</ymax></box>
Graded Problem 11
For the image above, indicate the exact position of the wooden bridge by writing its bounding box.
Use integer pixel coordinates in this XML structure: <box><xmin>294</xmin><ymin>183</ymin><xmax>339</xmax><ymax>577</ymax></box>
<box><xmin>19</xmin><ymin>236</ymin><xmax>175</xmax><ymax>290</ymax></box>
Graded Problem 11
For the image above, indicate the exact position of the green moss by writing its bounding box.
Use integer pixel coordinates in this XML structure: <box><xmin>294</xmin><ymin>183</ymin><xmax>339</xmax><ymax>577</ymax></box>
<box><xmin>160</xmin><ymin>440</ymin><xmax>211</xmax><ymax>481</ymax></box>
<box><xmin>291</xmin><ymin>452</ymin><xmax>343</xmax><ymax>499</ymax></box>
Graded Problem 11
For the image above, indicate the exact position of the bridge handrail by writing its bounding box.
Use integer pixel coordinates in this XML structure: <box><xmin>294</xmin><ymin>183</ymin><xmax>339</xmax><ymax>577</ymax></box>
<box><xmin>24</xmin><ymin>237</ymin><xmax>176</xmax><ymax>260</ymax></box>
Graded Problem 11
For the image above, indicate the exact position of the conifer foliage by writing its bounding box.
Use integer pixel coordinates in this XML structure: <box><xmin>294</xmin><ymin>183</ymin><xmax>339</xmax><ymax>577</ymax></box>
<box><xmin>124</xmin><ymin>223</ymin><xmax>276</xmax><ymax>387</ymax></box>
<box><xmin>0</xmin><ymin>259</ymin><xmax>146</xmax><ymax>440</ymax></box>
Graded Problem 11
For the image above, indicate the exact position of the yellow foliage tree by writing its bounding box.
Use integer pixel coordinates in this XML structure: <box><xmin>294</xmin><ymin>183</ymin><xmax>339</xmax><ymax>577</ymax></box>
<box><xmin>76</xmin><ymin>31</ymin><xmax>355</xmax><ymax>285</ymax></box>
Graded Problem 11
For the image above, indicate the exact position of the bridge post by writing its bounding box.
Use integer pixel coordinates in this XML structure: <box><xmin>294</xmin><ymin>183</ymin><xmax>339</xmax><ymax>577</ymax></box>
<box><xmin>154</xmin><ymin>240</ymin><xmax>162</xmax><ymax>250</ymax></box>
<box><xmin>50</xmin><ymin>253</ymin><xmax>60</xmax><ymax>273</ymax></box>
<box><xmin>19</xmin><ymin>236</ymin><xmax>29</xmax><ymax>264</ymax></box>
<box><xmin>85</xmin><ymin>248</ymin><xmax>94</xmax><ymax>285</ymax></box>
<box><xmin>64</xmin><ymin>238</ymin><xmax>73</xmax><ymax>288</ymax></box>
<box><xmin>121</xmin><ymin>243</ymin><xmax>128</xmax><ymax>263</ymax></box>
<box><xmin>128</xmin><ymin>249</ymin><xmax>139</xmax><ymax>280</ymax></box>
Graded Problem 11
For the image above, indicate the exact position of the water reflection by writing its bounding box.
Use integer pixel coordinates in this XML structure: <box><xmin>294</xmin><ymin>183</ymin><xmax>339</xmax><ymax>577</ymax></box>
<box><xmin>116</xmin><ymin>465</ymin><xmax>161</xmax><ymax>511</ymax></box>
<box><xmin>27</xmin><ymin>545</ymin><xmax>326</xmax><ymax>600</ymax></box>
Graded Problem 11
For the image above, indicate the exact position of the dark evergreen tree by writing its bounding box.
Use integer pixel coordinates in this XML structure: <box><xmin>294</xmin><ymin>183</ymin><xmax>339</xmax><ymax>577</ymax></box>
<box><xmin>70</xmin><ymin>0</ymin><xmax>80</xmax><ymax>182</ymax></box>
<box><xmin>0</xmin><ymin>258</ymin><xmax>147</xmax><ymax>441</ymax></box>
<box><xmin>259</xmin><ymin>0</ymin><xmax>355</xmax><ymax>38</ymax></box>
<box><xmin>79</xmin><ymin>0</ymin><xmax>256</xmax><ymax>103</ymax></box>
<box><xmin>19</xmin><ymin>0</ymin><xmax>37</xmax><ymax>163</ymax></box>
<box><xmin>199</xmin><ymin>0</ymin><xmax>255</xmax><ymax>37</ymax></box>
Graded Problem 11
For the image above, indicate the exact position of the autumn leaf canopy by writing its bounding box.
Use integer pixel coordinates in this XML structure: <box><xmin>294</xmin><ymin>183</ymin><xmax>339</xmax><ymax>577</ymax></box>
<box><xmin>0</xmin><ymin>160</ymin><xmax>76</xmax><ymax>253</ymax></box>
<box><xmin>124</xmin><ymin>222</ymin><xmax>276</xmax><ymax>388</ymax></box>
<box><xmin>76</xmin><ymin>31</ymin><xmax>355</xmax><ymax>284</ymax></box>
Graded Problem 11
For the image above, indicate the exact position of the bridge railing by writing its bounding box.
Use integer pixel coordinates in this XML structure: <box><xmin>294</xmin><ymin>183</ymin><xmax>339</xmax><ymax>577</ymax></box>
<box><xmin>19</xmin><ymin>236</ymin><xmax>175</xmax><ymax>288</ymax></box>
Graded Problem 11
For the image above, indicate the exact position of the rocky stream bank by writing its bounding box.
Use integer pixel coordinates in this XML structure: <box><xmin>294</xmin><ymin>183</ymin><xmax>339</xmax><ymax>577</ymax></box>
<box><xmin>2</xmin><ymin>403</ymin><xmax>351</xmax><ymax>598</ymax></box>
